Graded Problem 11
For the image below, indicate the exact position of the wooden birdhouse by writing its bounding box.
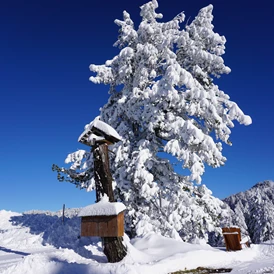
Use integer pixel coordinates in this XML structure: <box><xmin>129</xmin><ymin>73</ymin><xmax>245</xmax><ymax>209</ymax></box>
<box><xmin>78</xmin><ymin>198</ymin><xmax>126</xmax><ymax>237</ymax></box>
<box><xmin>78</xmin><ymin>116</ymin><xmax>121</xmax><ymax>146</ymax></box>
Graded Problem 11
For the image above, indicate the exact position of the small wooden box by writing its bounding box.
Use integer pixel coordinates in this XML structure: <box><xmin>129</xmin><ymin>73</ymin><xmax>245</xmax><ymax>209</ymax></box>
<box><xmin>81</xmin><ymin>211</ymin><xmax>124</xmax><ymax>237</ymax></box>
<box><xmin>222</xmin><ymin>227</ymin><xmax>242</xmax><ymax>251</ymax></box>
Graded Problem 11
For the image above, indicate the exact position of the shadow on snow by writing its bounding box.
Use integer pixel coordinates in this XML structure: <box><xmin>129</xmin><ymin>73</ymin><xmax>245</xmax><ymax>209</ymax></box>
<box><xmin>10</xmin><ymin>213</ymin><xmax>107</xmax><ymax>263</ymax></box>
<box><xmin>0</xmin><ymin>246</ymin><xmax>30</xmax><ymax>256</ymax></box>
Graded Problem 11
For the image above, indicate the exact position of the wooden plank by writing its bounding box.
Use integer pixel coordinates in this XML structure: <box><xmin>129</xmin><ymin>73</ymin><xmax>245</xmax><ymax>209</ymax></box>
<box><xmin>107</xmin><ymin>217</ymin><xmax>117</xmax><ymax>237</ymax></box>
<box><xmin>81</xmin><ymin>220</ymin><xmax>98</xmax><ymax>237</ymax></box>
<box><xmin>117</xmin><ymin>212</ymin><xmax>124</xmax><ymax>237</ymax></box>
<box><xmin>82</xmin><ymin>215</ymin><xmax>114</xmax><ymax>223</ymax></box>
<box><xmin>98</xmin><ymin>220</ymin><xmax>109</xmax><ymax>237</ymax></box>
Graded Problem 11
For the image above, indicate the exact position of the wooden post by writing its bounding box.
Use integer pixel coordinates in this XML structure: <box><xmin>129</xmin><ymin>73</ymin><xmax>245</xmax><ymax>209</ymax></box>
<box><xmin>93</xmin><ymin>142</ymin><xmax>127</xmax><ymax>263</ymax></box>
<box><xmin>93</xmin><ymin>143</ymin><xmax>114</xmax><ymax>203</ymax></box>
<box><xmin>62</xmin><ymin>204</ymin><xmax>65</xmax><ymax>225</ymax></box>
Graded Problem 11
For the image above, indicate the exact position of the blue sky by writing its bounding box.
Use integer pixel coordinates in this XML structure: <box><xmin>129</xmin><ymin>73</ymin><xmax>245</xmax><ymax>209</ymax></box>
<box><xmin>1</xmin><ymin>0</ymin><xmax>273</xmax><ymax>212</ymax></box>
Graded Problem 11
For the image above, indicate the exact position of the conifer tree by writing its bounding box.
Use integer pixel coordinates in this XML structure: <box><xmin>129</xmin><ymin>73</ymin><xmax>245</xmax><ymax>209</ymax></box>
<box><xmin>54</xmin><ymin>0</ymin><xmax>251</xmax><ymax>243</ymax></box>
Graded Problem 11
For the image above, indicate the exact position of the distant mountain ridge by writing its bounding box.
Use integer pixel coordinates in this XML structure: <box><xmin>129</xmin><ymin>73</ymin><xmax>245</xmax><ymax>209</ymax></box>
<box><xmin>223</xmin><ymin>180</ymin><xmax>274</xmax><ymax>244</ymax></box>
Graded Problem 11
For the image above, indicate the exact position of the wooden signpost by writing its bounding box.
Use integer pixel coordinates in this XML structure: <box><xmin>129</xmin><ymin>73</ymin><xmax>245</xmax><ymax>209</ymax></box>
<box><xmin>78</xmin><ymin>117</ymin><xmax>127</xmax><ymax>263</ymax></box>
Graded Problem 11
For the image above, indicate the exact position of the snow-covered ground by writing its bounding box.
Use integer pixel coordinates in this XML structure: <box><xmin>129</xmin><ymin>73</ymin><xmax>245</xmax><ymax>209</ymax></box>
<box><xmin>0</xmin><ymin>209</ymin><xmax>273</xmax><ymax>274</ymax></box>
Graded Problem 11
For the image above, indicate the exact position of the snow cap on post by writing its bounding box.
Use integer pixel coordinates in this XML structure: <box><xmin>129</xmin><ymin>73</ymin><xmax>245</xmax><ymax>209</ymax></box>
<box><xmin>78</xmin><ymin>195</ymin><xmax>126</xmax><ymax>217</ymax></box>
<box><xmin>78</xmin><ymin>116</ymin><xmax>121</xmax><ymax>146</ymax></box>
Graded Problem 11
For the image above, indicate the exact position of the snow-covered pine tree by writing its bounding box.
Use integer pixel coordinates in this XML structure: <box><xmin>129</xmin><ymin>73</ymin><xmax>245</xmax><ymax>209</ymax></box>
<box><xmin>54</xmin><ymin>0</ymin><xmax>250</xmax><ymax>244</ymax></box>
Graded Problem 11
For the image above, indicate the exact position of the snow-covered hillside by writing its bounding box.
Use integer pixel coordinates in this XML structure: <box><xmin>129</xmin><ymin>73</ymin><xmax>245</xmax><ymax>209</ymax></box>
<box><xmin>224</xmin><ymin>180</ymin><xmax>274</xmax><ymax>244</ymax></box>
<box><xmin>0</xmin><ymin>209</ymin><xmax>274</xmax><ymax>273</ymax></box>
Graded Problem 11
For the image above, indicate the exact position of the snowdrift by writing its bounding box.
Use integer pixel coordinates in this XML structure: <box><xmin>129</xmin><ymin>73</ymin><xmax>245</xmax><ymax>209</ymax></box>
<box><xmin>0</xmin><ymin>209</ymin><xmax>274</xmax><ymax>274</ymax></box>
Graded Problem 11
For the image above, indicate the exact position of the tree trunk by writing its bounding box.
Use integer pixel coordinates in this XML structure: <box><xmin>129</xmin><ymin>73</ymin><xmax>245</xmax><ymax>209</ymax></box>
<box><xmin>103</xmin><ymin>237</ymin><xmax>127</xmax><ymax>263</ymax></box>
<box><xmin>93</xmin><ymin>143</ymin><xmax>115</xmax><ymax>203</ymax></box>
<box><xmin>93</xmin><ymin>142</ymin><xmax>127</xmax><ymax>263</ymax></box>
